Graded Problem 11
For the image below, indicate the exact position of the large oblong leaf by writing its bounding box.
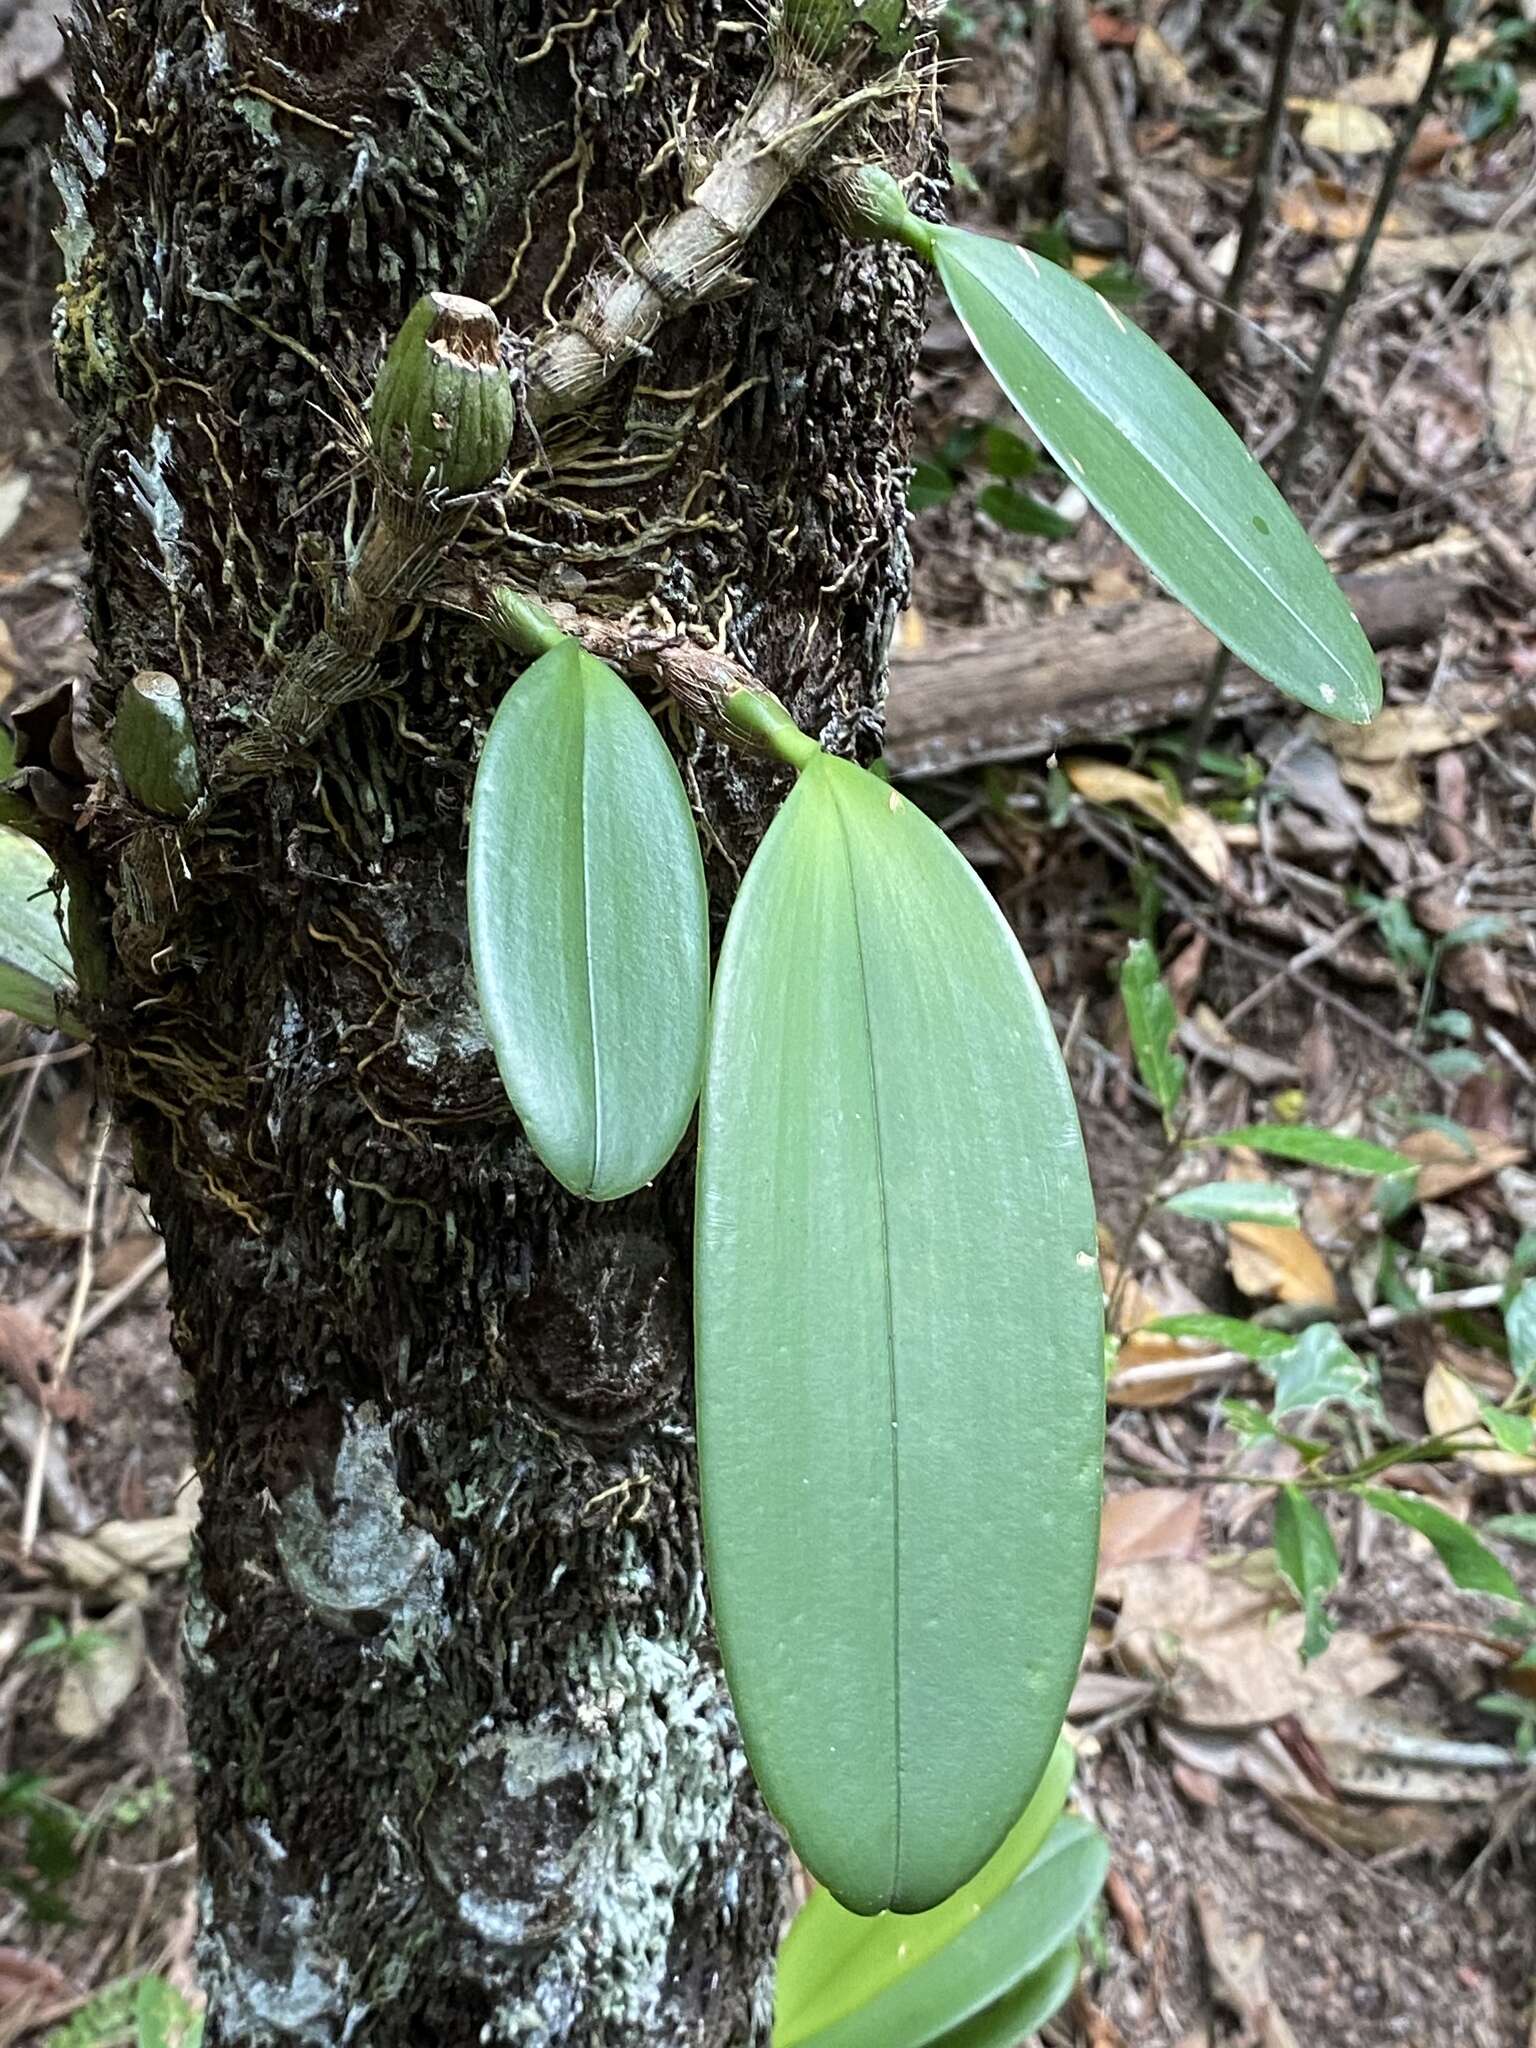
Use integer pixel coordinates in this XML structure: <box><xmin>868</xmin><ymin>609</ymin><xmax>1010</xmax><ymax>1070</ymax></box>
<box><xmin>931</xmin><ymin>227</ymin><xmax>1380</xmax><ymax>724</ymax></box>
<box><xmin>467</xmin><ymin>638</ymin><xmax>708</xmax><ymax>1201</ymax></box>
<box><xmin>782</xmin><ymin>1816</ymin><xmax>1107</xmax><ymax>2048</ymax></box>
<box><xmin>775</xmin><ymin>1740</ymin><xmax>1075</xmax><ymax>2048</ymax></box>
<box><xmin>696</xmin><ymin>751</ymin><xmax>1103</xmax><ymax>1915</ymax></box>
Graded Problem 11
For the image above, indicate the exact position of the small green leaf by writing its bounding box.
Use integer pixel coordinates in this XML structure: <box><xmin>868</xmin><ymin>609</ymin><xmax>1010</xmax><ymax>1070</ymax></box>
<box><xmin>975</xmin><ymin>482</ymin><xmax>1076</xmax><ymax>537</ymax></box>
<box><xmin>1163</xmin><ymin>1180</ymin><xmax>1299</xmax><ymax>1228</ymax></box>
<box><xmin>0</xmin><ymin>830</ymin><xmax>76</xmax><ymax>1033</ymax></box>
<box><xmin>697</xmin><ymin>752</ymin><xmax>1103</xmax><ymax>1913</ymax></box>
<box><xmin>1266</xmin><ymin>1324</ymin><xmax>1382</xmax><ymax>1421</ymax></box>
<box><xmin>1357</xmin><ymin>1488</ymin><xmax>1522</xmax><ymax>1601</ymax></box>
<box><xmin>1504</xmin><ymin>1279</ymin><xmax>1536</xmax><ymax>1394</ymax></box>
<box><xmin>468</xmin><ymin>639</ymin><xmax>709</xmax><ymax>1201</ymax></box>
<box><xmin>980</xmin><ymin>424</ymin><xmax>1038</xmax><ymax>481</ymax></box>
<box><xmin>774</xmin><ymin>1740</ymin><xmax>1074</xmax><ymax>2047</ymax></box>
<box><xmin>1485</xmin><ymin>1514</ymin><xmax>1536</xmax><ymax>1548</ymax></box>
<box><xmin>776</xmin><ymin>1816</ymin><xmax>1106</xmax><ymax>2048</ymax></box>
<box><xmin>1197</xmin><ymin>1124</ymin><xmax>1414</xmax><ymax>1177</ymax></box>
<box><xmin>1148</xmin><ymin>1313</ymin><xmax>1294</xmax><ymax>1359</ymax></box>
<box><xmin>1479</xmin><ymin>1402</ymin><xmax>1536</xmax><ymax>1458</ymax></box>
<box><xmin>1274</xmin><ymin>1486</ymin><xmax>1339</xmax><ymax>1663</ymax></box>
<box><xmin>929</xmin><ymin>227</ymin><xmax>1380</xmax><ymax>722</ymax></box>
<box><xmin>1426</xmin><ymin>1048</ymin><xmax>1484</xmax><ymax>1083</ymax></box>
<box><xmin>908</xmin><ymin>459</ymin><xmax>955</xmax><ymax>511</ymax></box>
<box><xmin>1119</xmin><ymin>938</ymin><xmax>1185</xmax><ymax>1130</ymax></box>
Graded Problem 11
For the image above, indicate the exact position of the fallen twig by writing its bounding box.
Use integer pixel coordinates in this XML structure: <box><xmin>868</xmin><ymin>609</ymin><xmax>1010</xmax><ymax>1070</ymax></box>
<box><xmin>1054</xmin><ymin>0</ymin><xmax>1224</xmax><ymax>301</ymax></box>
<box><xmin>19</xmin><ymin>1116</ymin><xmax>110</xmax><ymax>1558</ymax></box>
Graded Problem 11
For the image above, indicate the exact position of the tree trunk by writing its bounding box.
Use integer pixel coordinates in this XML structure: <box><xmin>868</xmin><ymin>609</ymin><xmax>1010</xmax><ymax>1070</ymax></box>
<box><xmin>54</xmin><ymin>5</ymin><xmax>932</xmax><ymax>2038</ymax></box>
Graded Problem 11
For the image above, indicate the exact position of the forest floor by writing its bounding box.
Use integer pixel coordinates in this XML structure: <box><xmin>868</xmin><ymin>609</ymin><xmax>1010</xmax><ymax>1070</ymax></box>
<box><xmin>1</xmin><ymin>2</ymin><xmax>1535</xmax><ymax>2043</ymax></box>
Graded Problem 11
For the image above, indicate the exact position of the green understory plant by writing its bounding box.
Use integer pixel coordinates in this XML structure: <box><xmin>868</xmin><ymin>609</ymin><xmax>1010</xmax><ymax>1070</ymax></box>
<box><xmin>1121</xmin><ymin>939</ymin><xmax>1535</xmax><ymax>1676</ymax></box>
<box><xmin>6</xmin><ymin>0</ymin><xmax>1391</xmax><ymax>2021</ymax></box>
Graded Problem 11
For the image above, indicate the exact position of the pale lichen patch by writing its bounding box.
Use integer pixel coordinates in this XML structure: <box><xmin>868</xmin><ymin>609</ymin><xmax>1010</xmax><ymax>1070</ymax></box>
<box><xmin>274</xmin><ymin>1404</ymin><xmax>447</xmax><ymax>1651</ymax></box>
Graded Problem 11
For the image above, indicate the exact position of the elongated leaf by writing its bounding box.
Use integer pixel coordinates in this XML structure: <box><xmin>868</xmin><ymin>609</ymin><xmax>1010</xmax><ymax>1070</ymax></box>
<box><xmin>1504</xmin><ymin>1278</ymin><xmax>1536</xmax><ymax>1394</ymax></box>
<box><xmin>1274</xmin><ymin>1485</ymin><xmax>1339</xmax><ymax>1663</ymax></box>
<box><xmin>1357</xmin><ymin>1487</ymin><xmax>1521</xmax><ymax>1601</ymax></box>
<box><xmin>697</xmin><ymin>752</ymin><xmax>1103</xmax><ymax>1914</ymax></box>
<box><xmin>937</xmin><ymin>1944</ymin><xmax>1081</xmax><ymax>2048</ymax></box>
<box><xmin>775</xmin><ymin>1739</ymin><xmax>1075</xmax><ymax>2048</ymax></box>
<box><xmin>931</xmin><ymin>228</ymin><xmax>1380</xmax><ymax>723</ymax></box>
<box><xmin>1197</xmin><ymin>1124</ymin><xmax>1413</xmax><ymax>1176</ymax></box>
<box><xmin>782</xmin><ymin>1817</ymin><xmax>1106</xmax><ymax>2048</ymax></box>
<box><xmin>1163</xmin><ymin>1180</ymin><xmax>1299</xmax><ymax>1227</ymax></box>
<box><xmin>1120</xmin><ymin>938</ymin><xmax>1184</xmax><ymax>1130</ymax></box>
<box><xmin>1145</xmin><ymin>1313</ymin><xmax>1293</xmax><ymax>1360</ymax></box>
<box><xmin>467</xmin><ymin>639</ymin><xmax>708</xmax><ymax>1201</ymax></box>
<box><xmin>0</xmin><ymin>830</ymin><xmax>75</xmax><ymax>1032</ymax></box>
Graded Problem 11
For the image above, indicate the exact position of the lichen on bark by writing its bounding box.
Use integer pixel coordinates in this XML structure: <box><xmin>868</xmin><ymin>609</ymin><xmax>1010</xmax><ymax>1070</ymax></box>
<box><xmin>55</xmin><ymin>0</ymin><xmax>935</xmax><ymax>2037</ymax></box>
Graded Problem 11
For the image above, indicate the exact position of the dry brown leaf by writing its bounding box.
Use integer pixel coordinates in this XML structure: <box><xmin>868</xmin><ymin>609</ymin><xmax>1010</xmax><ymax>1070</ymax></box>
<box><xmin>1063</xmin><ymin>757</ymin><xmax>1230</xmax><ymax>885</ymax></box>
<box><xmin>1347</xmin><ymin>28</ymin><xmax>1496</xmax><ymax>107</ymax></box>
<box><xmin>1105</xmin><ymin>1557</ymin><xmax>1399</xmax><ymax>1728</ymax></box>
<box><xmin>1099</xmin><ymin>1488</ymin><xmax>1205</xmax><ymax>1577</ymax></box>
<box><xmin>1299</xmin><ymin>228</ymin><xmax>1531</xmax><ymax>294</ymax></box>
<box><xmin>1134</xmin><ymin>26</ymin><xmax>1198</xmax><ymax>108</ymax></box>
<box><xmin>1335</xmin><ymin>753</ymin><xmax>1423</xmax><ymax>827</ymax></box>
<box><xmin>37</xmin><ymin>1483</ymin><xmax>199</xmax><ymax>1598</ymax></box>
<box><xmin>894</xmin><ymin>607</ymin><xmax>926</xmax><ymax>654</ymax></box>
<box><xmin>1102</xmin><ymin>1243</ymin><xmax>1221</xmax><ymax>1408</ymax></box>
<box><xmin>1400</xmin><ymin>1125</ymin><xmax>1527</xmax><ymax>1201</ymax></box>
<box><xmin>1289</xmin><ymin>98</ymin><xmax>1394</xmax><ymax>154</ymax></box>
<box><xmin>1228</xmin><ymin>1219</ymin><xmax>1337</xmax><ymax>1308</ymax></box>
<box><xmin>1489</xmin><ymin>260</ymin><xmax>1536</xmax><ymax>513</ymax></box>
<box><xmin>1276</xmin><ymin>177</ymin><xmax>1401</xmax><ymax>241</ymax></box>
<box><xmin>5</xmin><ymin>1150</ymin><xmax>88</xmax><ymax>1237</ymax></box>
<box><xmin>0</xmin><ymin>1947</ymin><xmax>73</xmax><ymax>2006</ymax></box>
<box><xmin>1195</xmin><ymin>1887</ymin><xmax>1301</xmax><ymax>2048</ymax></box>
<box><xmin>53</xmin><ymin>1601</ymin><xmax>145</xmax><ymax>1741</ymax></box>
<box><xmin>1329</xmin><ymin>699</ymin><xmax>1503</xmax><ymax>764</ymax></box>
<box><xmin>1423</xmin><ymin>1359</ymin><xmax>1536</xmax><ymax>1476</ymax></box>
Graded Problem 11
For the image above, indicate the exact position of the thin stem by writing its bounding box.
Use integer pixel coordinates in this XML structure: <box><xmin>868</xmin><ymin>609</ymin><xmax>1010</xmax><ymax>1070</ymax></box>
<box><xmin>1198</xmin><ymin>0</ymin><xmax>1307</xmax><ymax>378</ymax></box>
<box><xmin>1182</xmin><ymin>0</ymin><xmax>1467</xmax><ymax>772</ymax></box>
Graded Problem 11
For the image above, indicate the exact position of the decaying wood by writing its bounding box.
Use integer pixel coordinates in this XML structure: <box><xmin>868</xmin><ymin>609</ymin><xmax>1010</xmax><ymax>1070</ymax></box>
<box><xmin>884</xmin><ymin>550</ymin><xmax>1472</xmax><ymax>778</ymax></box>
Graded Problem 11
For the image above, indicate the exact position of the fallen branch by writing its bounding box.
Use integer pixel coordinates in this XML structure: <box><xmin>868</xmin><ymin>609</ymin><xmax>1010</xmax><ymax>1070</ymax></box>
<box><xmin>884</xmin><ymin>548</ymin><xmax>1470</xmax><ymax>777</ymax></box>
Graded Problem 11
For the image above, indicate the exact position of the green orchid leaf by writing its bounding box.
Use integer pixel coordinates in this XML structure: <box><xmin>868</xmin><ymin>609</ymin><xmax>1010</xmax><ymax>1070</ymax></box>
<box><xmin>1119</xmin><ymin>938</ymin><xmax>1184</xmax><ymax>1131</ymax></box>
<box><xmin>937</xmin><ymin>1942</ymin><xmax>1082</xmax><ymax>2048</ymax></box>
<box><xmin>775</xmin><ymin>1739</ymin><xmax>1075</xmax><ymax>2048</ymax></box>
<box><xmin>1145</xmin><ymin>1313</ymin><xmax>1293</xmax><ymax>1360</ymax></box>
<box><xmin>778</xmin><ymin>1815</ymin><xmax>1106</xmax><ymax>2048</ymax></box>
<box><xmin>1274</xmin><ymin>1485</ymin><xmax>1339</xmax><ymax>1663</ymax></box>
<box><xmin>1163</xmin><ymin>1180</ymin><xmax>1299</xmax><ymax>1228</ymax></box>
<box><xmin>1195</xmin><ymin>1124</ymin><xmax>1414</xmax><ymax>1177</ymax></box>
<box><xmin>929</xmin><ymin>227</ymin><xmax>1380</xmax><ymax>723</ymax></box>
<box><xmin>1357</xmin><ymin>1487</ymin><xmax>1521</xmax><ymax>1602</ymax></box>
<box><xmin>697</xmin><ymin>750</ymin><xmax>1102</xmax><ymax>1914</ymax></box>
<box><xmin>0</xmin><ymin>830</ymin><xmax>76</xmax><ymax>1033</ymax></box>
<box><xmin>467</xmin><ymin>638</ymin><xmax>709</xmax><ymax>1201</ymax></box>
<box><xmin>1504</xmin><ymin>1278</ymin><xmax>1536</xmax><ymax>1393</ymax></box>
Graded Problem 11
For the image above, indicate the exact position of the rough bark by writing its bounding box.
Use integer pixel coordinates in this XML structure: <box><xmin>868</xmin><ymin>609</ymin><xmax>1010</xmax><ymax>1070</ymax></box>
<box><xmin>53</xmin><ymin>3</ymin><xmax>932</xmax><ymax>2038</ymax></box>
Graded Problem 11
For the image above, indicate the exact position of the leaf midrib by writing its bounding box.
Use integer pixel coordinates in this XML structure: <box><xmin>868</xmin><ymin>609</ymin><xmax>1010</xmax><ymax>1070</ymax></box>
<box><xmin>938</xmin><ymin>233</ymin><xmax>1364</xmax><ymax>701</ymax></box>
<box><xmin>827</xmin><ymin>769</ymin><xmax>904</xmax><ymax>1903</ymax></box>
<box><xmin>576</xmin><ymin>668</ymin><xmax>603</xmax><ymax>1195</ymax></box>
